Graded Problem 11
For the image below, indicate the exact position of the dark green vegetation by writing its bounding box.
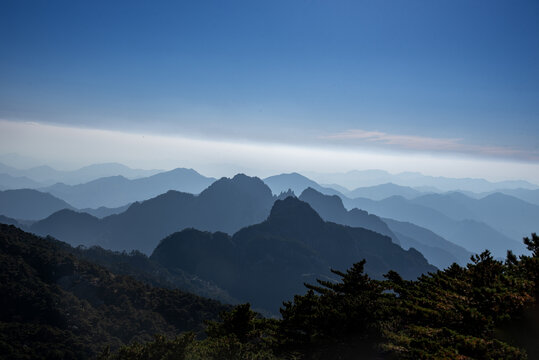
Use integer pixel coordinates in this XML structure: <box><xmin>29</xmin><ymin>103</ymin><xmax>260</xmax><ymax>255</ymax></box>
<box><xmin>0</xmin><ymin>224</ymin><xmax>226</xmax><ymax>359</ymax></box>
<box><xmin>106</xmin><ymin>233</ymin><xmax>539</xmax><ymax>360</ymax></box>
<box><xmin>1</xmin><ymin>220</ymin><xmax>538</xmax><ymax>359</ymax></box>
<box><xmin>151</xmin><ymin>197</ymin><xmax>435</xmax><ymax>314</ymax></box>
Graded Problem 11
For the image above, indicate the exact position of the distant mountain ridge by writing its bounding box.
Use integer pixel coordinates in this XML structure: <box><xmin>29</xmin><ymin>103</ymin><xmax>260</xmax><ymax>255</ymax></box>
<box><xmin>346</xmin><ymin>183</ymin><xmax>424</xmax><ymax>200</ymax></box>
<box><xmin>298</xmin><ymin>187</ymin><xmax>398</xmax><ymax>243</ymax></box>
<box><xmin>409</xmin><ymin>192</ymin><xmax>539</xmax><ymax>242</ymax></box>
<box><xmin>40</xmin><ymin>167</ymin><xmax>216</xmax><ymax>208</ymax></box>
<box><xmin>263</xmin><ymin>172</ymin><xmax>344</xmax><ymax>197</ymax></box>
<box><xmin>0</xmin><ymin>161</ymin><xmax>161</xmax><ymax>186</ymax></box>
<box><xmin>297</xmin><ymin>187</ymin><xmax>472</xmax><ymax>269</ymax></box>
<box><xmin>0</xmin><ymin>189</ymin><xmax>75</xmax><ymax>220</ymax></box>
<box><xmin>30</xmin><ymin>174</ymin><xmax>276</xmax><ymax>254</ymax></box>
<box><xmin>309</xmin><ymin>169</ymin><xmax>539</xmax><ymax>193</ymax></box>
<box><xmin>0</xmin><ymin>173</ymin><xmax>43</xmax><ymax>190</ymax></box>
<box><xmin>344</xmin><ymin>195</ymin><xmax>526</xmax><ymax>258</ymax></box>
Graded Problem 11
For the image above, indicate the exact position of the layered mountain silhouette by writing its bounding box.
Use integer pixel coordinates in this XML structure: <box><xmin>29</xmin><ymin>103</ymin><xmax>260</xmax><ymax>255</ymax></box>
<box><xmin>0</xmin><ymin>161</ymin><xmax>161</xmax><ymax>186</ymax></box>
<box><xmin>347</xmin><ymin>182</ymin><xmax>424</xmax><ymax>200</ymax></box>
<box><xmin>409</xmin><ymin>192</ymin><xmax>539</xmax><ymax>241</ymax></box>
<box><xmin>0</xmin><ymin>188</ymin><xmax>131</xmax><ymax>221</ymax></box>
<box><xmin>482</xmin><ymin>188</ymin><xmax>539</xmax><ymax>206</ymax></box>
<box><xmin>0</xmin><ymin>189</ymin><xmax>74</xmax><ymax>220</ymax></box>
<box><xmin>0</xmin><ymin>173</ymin><xmax>42</xmax><ymax>190</ymax></box>
<box><xmin>383</xmin><ymin>218</ymin><xmax>472</xmax><ymax>268</ymax></box>
<box><xmin>263</xmin><ymin>172</ymin><xmax>344</xmax><ymax>197</ymax></box>
<box><xmin>30</xmin><ymin>174</ymin><xmax>275</xmax><ymax>254</ymax></box>
<box><xmin>0</xmin><ymin>214</ymin><xmax>20</xmax><ymax>227</ymax></box>
<box><xmin>151</xmin><ymin>197</ymin><xmax>436</xmax><ymax>314</ymax></box>
<box><xmin>298</xmin><ymin>187</ymin><xmax>398</xmax><ymax>243</ymax></box>
<box><xmin>41</xmin><ymin>167</ymin><xmax>216</xmax><ymax>208</ymax></box>
<box><xmin>79</xmin><ymin>204</ymin><xmax>131</xmax><ymax>218</ymax></box>
<box><xmin>344</xmin><ymin>195</ymin><xmax>526</xmax><ymax>258</ymax></box>
<box><xmin>313</xmin><ymin>169</ymin><xmax>538</xmax><ymax>193</ymax></box>
<box><xmin>297</xmin><ymin>187</ymin><xmax>472</xmax><ymax>269</ymax></box>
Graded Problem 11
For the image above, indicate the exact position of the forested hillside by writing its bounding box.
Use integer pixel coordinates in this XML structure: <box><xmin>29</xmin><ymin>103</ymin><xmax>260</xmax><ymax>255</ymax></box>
<box><xmin>0</xmin><ymin>224</ymin><xmax>227</xmax><ymax>359</ymax></box>
<box><xmin>106</xmin><ymin>234</ymin><xmax>539</xmax><ymax>359</ymax></box>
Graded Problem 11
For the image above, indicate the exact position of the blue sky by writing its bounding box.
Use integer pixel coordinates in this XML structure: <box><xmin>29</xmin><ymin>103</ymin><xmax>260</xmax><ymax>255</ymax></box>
<box><xmin>1</xmin><ymin>1</ymin><xmax>538</xmax><ymax>180</ymax></box>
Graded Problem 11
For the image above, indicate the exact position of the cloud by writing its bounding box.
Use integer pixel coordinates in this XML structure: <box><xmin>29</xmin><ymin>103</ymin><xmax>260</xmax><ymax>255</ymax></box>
<box><xmin>1</xmin><ymin>119</ymin><xmax>539</xmax><ymax>183</ymax></box>
<box><xmin>321</xmin><ymin>129</ymin><xmax>539</xmax><ymax>162</ymax></box>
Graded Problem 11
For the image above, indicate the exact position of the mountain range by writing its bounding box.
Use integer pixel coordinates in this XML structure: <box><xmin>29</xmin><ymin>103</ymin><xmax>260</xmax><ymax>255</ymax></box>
<box><xmin>308</xmin><ymin>169</ymin><xmax>539</xmax><ymax>193</ymax></box>
<box><xmin>297</xmin><ymin>187</ymin><xmax>472</xmax><ymax>268</ymax></box>
<box><xmin>0</xmin><ymin>189</ymin><xmax>75</xmax><ymax>220</ymax></box>
<box><xmin>263</xmin><ymin>172</ymin><xmax>344</xmax><ymax>197</ymax></box>
<box><xmin>30</xmin><ymin>174</ymin><xmax>275</xmax><ymax>254</ymax></box>
<box><xmin>408</xmin><ymin>192</ymin><xmax>539</xmax><ymax>241</ymax></box>
<box><xmin>150</xmin><ymin>196</ymin><xmax>436</xmax><ymax>313</ymax></box>
<box><xmin>40</xmin><ymin>167</ymin><xmax>216</xmax><ymax>208</ymax></box>
<box><xmin>0</xmin><ymin>161</ymin><xmax>161</xmax><ymax>186</ymax></box>
<box><xmin>344</xmin><ymin>195</ymin><xmax>527</xmax><ymax>258</ymax></box>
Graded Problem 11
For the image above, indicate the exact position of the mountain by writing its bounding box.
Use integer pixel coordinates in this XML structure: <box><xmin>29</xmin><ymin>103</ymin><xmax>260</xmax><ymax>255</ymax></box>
<box><xmin>309</xmin><ymin>169</ymin><xmax>539</xmax><ymax>193</ymax></box>
<box><xmin>0</xmin><ymin>224</ymin><xmax>226</xmax><ymax>359</ymax></box>
<box><xmin>263</xmin><ymin>172</ymin><xmax>343</xmax><ymax>197</ymax></box>
<box><xmin>347</xmin><ymin>182</ymin><xmax>424</xmax><ymax>200</ymax></box>
<box><xmin>151</xmin><ymin>197</ymin><xmax>436</xmax><ymax>314</ymax></box>
<box><xmin>0</xmin><ymin>161</ymin><xmax>162</xmax><ymax>185</ymax></box>
<box><xmin>30</xmin><ymin>209</ymin><xmax>102</xmax><ymax>246</ymax></box>
<box><xmin>297</xmin><ymin>187</ymin><xmax>473</xmax><ymax>269</ymax></box>
<box><xmin>0</xmin><ymin>214</ymin><xmax>21</xmax><ymax>227</ymax></box>
<box><xmin>343</xmin><ymin>195</ymin><xmax>525</xmax><ymax>258</ymax></box>
<box><xmin>298</xmin><ymin>187</ymin><xmax>398</xmax><ymax>243</ymax></box>
<box><xmin>484</xmin><ymin>188</ymin><xmax>539</xmax><ymax>206</ymax></box>
<box><xmin>0</xmin><ymin>173</ymin><xmax>43</xmax><ymax>190</ymax></box>
<box><xmin>0</xmin><ymin>189</ymin><xmax>74</xmax><ymax>220</ymax></box>
<box><xmin>410</xmin><ymin>192</ymin><xmax>539</xmax><ymax>241</ymax></box>
<box><xmin>40</xmin><ymin>168</ymin><xmax>216</xmax><ymax>208</ymax></box>
<box><xmin>79</xmin><ymin>204</ymin><xmax>131</xmax><ymax>218</ymax></box>
<box><xmin>383</xmin><ymin>218</ymin><xmax>472</xmax><ymax>268</ymax></box>
<box><xmin>30</xmin><ymin>174</ymin><xmax>276</xmax><ymax>254</ymax></box>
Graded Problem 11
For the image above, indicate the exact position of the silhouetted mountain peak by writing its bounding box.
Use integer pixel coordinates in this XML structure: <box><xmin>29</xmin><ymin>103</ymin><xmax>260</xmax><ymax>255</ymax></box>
<box><xmin>45</xmin><ymin>208</ymin><xmax>99</xmax><ymax>222</ymax></box>
<box><xmin>201</xmin><ymin>174</ymin><xmax>272</xmax><ymax>200</ymax></box>
<box><xmin>268</xmin><ymin>196</ymin><xmax>324</xmax><ymax>227</ymax></box>
<box><xmin>276</xmin><ymin>189</ymin><xmax>296</xmax><ymax>200</ymax></box>
<box><xmin>300</xmin><ymin>187</ymin><xmax>345</xmax><ymax>212</ymax></box>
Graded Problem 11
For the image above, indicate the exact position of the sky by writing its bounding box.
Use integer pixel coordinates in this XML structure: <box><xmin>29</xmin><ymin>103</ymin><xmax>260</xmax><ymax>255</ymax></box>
<box><xmin>1</xmin><ymin>0</ymin><xmax>538</xmax><ymax>182</ymax></box>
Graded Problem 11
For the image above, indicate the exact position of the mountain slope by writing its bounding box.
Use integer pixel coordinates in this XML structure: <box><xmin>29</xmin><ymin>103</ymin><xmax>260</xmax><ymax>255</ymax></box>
<box><xmin>151</xmin><ymin>197</ymin><xmax>436</xmax><ymax>314</ymax></box>
<box><xmin>0</xmin><ymin>224</ymin><xmax>226</xmax><ymax>359</ymax></box>
<box><xmin>312</xmin><ymin>169</ymin><xmax>538</xmax><ymax>193</ymax></box>
<box><xmin>31</xmin><ymin>174</ymin><xmax>275</xmax><ymax>254</ymax></box>
<box><xmin>343</xmin><ymin>195</ymin><xmax>525</xmax><ymax>258</ymax></box>
<box><xmin>0</xmin><ymin>189</ymin><xmax>74</xmax><ymax>220</ymax></box>
<box><xmin>298</xmin><ymin>187</ymin><xmax>398</xmax><ymax>243</ymax></box>
<box><xmin>0</xmin><ymin>173</ymin><xmax>42</xmax><ymax>190</ymax></box>
<box><xmin>264</xmin><ymin>172</ymin><xmax>343</xmax><ymax>197</ymax></box>
<box><xmin>411</xmin><ymin>192</ymin><xmax>539</xmax><ymax>241</ymax></box>
<box><xmin>347</xmin><ymin>182</ymin><xmax>423</xmax><ymax>200</ymax></box>
<box><xmin>383</xmin><ymin>217</ymin><xmax>472</xmax><ymax>268</ymax></box>
<box><xmin>0</xmin><ymin>161</ymin><xmax>161</xmax><ymax>185</ymax></box>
